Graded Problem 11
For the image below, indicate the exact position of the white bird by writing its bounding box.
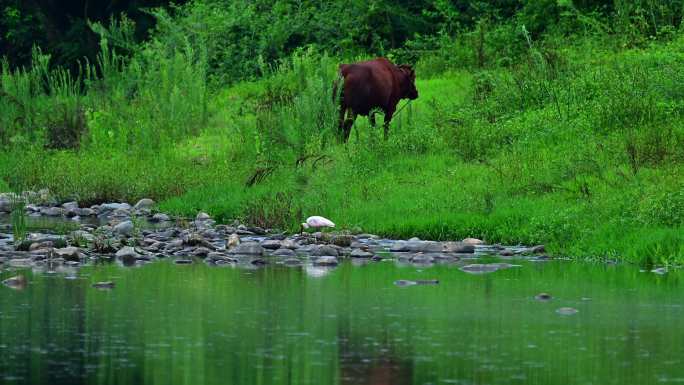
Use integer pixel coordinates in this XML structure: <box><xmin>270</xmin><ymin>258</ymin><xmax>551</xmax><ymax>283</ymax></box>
<box><xmin>301</xmin><ymin>216</ymin><xmax>335</xmax><ymax>233</ymax></box>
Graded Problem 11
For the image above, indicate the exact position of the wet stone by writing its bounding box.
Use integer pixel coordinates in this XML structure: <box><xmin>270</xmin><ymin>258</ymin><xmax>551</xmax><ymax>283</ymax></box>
<box><xmin>228</xmin><ymin>242</ymin><xmax>264</xmax><ymax>256</ymax></box>
<box><xmin>313</xmin><ymin>256</ymin><xmax>338</xmax><ymax>266</ymax></box>
<box><xmin>260</xmin><ymin>240</ymin><xmax>282</xmax><ymax>250</ymax></box>
<box><xmin>114</xmin><ymin>221</ymin><xmax>134</xmax><ymax>237</ymax></box>
<box><xmin>443</xmin><ymin>242</ymin><xmax>475</xmax><ymax>253</ymax></box>
<box><xmin>350</xmin><ymin>249</ymin><xmax>373</xmax><ymax>258</ymax></box>
<box><xmin>556</xmin><ymin>307</ymin><xmax>579</xmax><ymax>315</ymax></box>
<box><xmin>271</xmin><ymin>248</ymin><xmax>296</xmax><ymax>257</ymax></box>
<box><xmin>311</xmin><ymin>245</ymin><xmax>339</xmax><ymax>257</ymax></box>
<box><xmin>92</xmin><ymin>281</ymin><xmax>115</xmax><ymax>290</ymax></box>
<box><xmin>535</xmin><ymin>293</ymin><xmax>553</xmax><ymax>301</ymax></box>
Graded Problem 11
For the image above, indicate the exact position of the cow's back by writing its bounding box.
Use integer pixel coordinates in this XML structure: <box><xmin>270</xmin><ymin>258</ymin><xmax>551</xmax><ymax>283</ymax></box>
<box><xmin>339</xmin><ymin>59</ymin><xmax>397</xmax><ymax>116</ymax></box>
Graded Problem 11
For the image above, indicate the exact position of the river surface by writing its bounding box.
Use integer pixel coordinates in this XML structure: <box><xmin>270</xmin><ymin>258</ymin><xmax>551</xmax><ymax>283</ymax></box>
<box><xmin>1</xmin><ymin>259</ymin><xmax>682</xmax><ymax>385</ymax></box>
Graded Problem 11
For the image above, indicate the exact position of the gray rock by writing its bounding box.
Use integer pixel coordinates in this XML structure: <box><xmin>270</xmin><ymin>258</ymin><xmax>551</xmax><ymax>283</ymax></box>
<box><xmin>134</xmin><ymin>198</ymin><xmax>155</xmax><ymax>210</ymax></box>
<box><xmin>54</xmin><ymin>247</ymin><xmax>82</xmax><ymax>261</ymax></box>
<box><xmin>114</xmin><ymin>221</ymin><xmax>135</xmax><ymax>237</ymax></box>
<box><xmin>462</xmin><ymin>237</ymin><xmax>485</xmax><ymax>245</ymax></box>
<box><xmin>282</xmin><ymin>258</ymin><xmax>302</xmax><ymax>266</ymax></box>
<box><xmin>92</xmin><ymin>281</ymin><xmax>115</xmax><ymax>290</ymax></box>
<box><xmin>535</xmin><ymin>293</ymin><xmax>552</xmax><ymax>301</ymax></box>
<box><xmin>40</xmin><ymin>207</ymin><xmax>64</xmax><ymax>216</ymax></box>
<box><xmin>350</xmin><ymin>249</ymin><xmax>373</xmax><ymax>258</ymax></box>
<box><xmin>280</xmin><ymin>239</ymin><xmax>299</xmax><ymax>249</ymax></box>
<box><xmin>394</xmin><ymin>279</ymin><xmax>417</xmax><ymax>287</ymax></box>
<box><xmin>61</xmin><ymin>201</ymin><xmax>79</xmax><ymax>210</ymax></box>
<box><xmin>115</xmin><ymin>246</ymin><xmax>140</xmax><ymax>259</ymax></box>
<box><xmin>389</xmin><ymin>241</ymin><xmax>409</xmax><ymax>252</ymax></box>
<box><xmin>271</xmin><ymin>248</ymin><xmax>296</xmax><ymax>257</ymax></box>
<box><xmin>459</xmin><ymin>263</ymin><xmax>520</xmax><ymax>275</ymax></box>
<box><xmin>313</xmin><ymin>256</ymin><xmax>338</xmax><ymax>266</ymax></box>
<box><xmin>151</xmin><ymin>213</ymin><xmax>171</xmax><ymax>222</ymax></box>
<box><xmin>651</xmin><ymin>267</ymin><xmax>667</xmax><ymax>275</ymax></box>
<box><xmin>2</xmin><ymin>275</ymin><xmax>27</xmax><ymax>289</ymax></box>
<box><xmin>556</xmin><ymin>307</ymin><xmax>579</xmax><ymax>315</ymax></box>
<box><xmin>410</xmin><ymin>253</ymin><xmax>435</xmax><ymax>264</ymax></box>
<box><xmin>0</xmin><ymin>196</ymin><xmax>11</xmax><ymax>213</ymax></box>
<box><xmin>330</xmin><ymin>235</ymin><xmax>354</xmax><ymax>247</ymax></box>
<box><xmin>499</xmin><ymin>249</ymin><xmax>515</xmax><ymax>257</ymax></box>
<box><xmin>111</xmin><ymin>208</ymin><xmax>131</xmax><ymax>218</ymax></box>
<box><xmin>311</xmin><ymin>245</ymin><xmax>339</xmax><ymax>257</ymax></box>
<box><xmin>443</xmin><ymin>242</ymin><xmax>476</xmax><ymax>253</ymax></box>
<box><xmin>78</xmin><ymin>208</ymin><xmax>96</xmax><ymax>216</ymax></box>
<box><xmin>99</xmin><ymin>203</ymin><xmax>131</xmax><ymax>212</ymax></box>
<box><xmin>390</xmin><ymin>240</ymin><xmax>441</xmax><ymax>253</ymax></box>
<box><xmin>530</xmin><ymin>245</ymin><xmax>546</xmax><ymax>254</ymax></box>
<box><xmin>228</xmin><ymin>242</ymin><xmax>264</xmax><ymax>255</ymax></box>
<box><xmin>196</xmin><ymin>212</ymin><xmax>211</xmax><ymax>221</ymax></box>
<box><xmin>260</xmin><ymin>239</ymin><xmax>282</xmax><ymax>250</ymax></box>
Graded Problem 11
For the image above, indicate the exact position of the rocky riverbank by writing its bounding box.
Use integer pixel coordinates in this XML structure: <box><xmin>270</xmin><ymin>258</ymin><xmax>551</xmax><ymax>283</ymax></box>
<box><xmin>0</xmin><ymin>192</ymin><xmax>549</xmax><ymax>275</ymax></box>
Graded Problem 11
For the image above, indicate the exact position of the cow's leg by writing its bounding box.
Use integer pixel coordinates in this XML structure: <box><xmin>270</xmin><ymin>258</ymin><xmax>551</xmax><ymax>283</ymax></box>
<box><xmin>338</xmin><ymin>105</ymin><xmax>347</xmax><ymax>141</ymax></box>
<box><xmin>383</xmin><ymin>108</ymin><xmax>395</xmax><ymax>140</ymax></box>
<box><xmin>343</xmin><ymin>109</ymin><xmax>356</xmax><ymax>143</ymax></box>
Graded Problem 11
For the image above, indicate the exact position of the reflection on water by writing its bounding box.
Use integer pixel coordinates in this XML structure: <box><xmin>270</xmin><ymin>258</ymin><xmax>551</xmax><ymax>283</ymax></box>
<box><xmin>1</xmin><ymin>260</ymin><xmax>683</xmax><ymax>385</ymax></box>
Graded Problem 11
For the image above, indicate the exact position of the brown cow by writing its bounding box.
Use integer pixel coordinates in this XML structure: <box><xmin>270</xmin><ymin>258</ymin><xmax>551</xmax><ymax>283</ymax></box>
<box><xmin>336</xmin><ymin>58</ymin><xmax>418</xmax><ymax>142</ymax></box>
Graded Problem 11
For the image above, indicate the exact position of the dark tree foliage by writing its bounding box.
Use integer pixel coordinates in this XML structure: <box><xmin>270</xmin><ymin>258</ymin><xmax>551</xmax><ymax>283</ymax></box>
<box><xmin>1</xmin><ymin>0</ymin><xmax>681</xmax><ymax>72</ymax></box>
<box><xmin>0</xmin><ymin>0</ymin><xmax>187</xmax><ymax>68</ymax></box>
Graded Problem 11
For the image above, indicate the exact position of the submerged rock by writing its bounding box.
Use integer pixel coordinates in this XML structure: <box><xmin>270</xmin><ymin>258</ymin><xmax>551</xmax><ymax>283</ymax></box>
<box><xmin>92</xmin><ymin>281</ymin><xmax>115</xmax><ymax>290</ymax></box>
<box><xmin>310</xmin><ymin>245</ymin><xmax>339</xmax><ymax>257</ymax></box>
<box><xmin>228</xmin><ymin>242</ymin><xmax>264</xmax><ymax>255</ymax></box>
<box><xmin>443</xmin><ymin>242</ymin><xmax>475</xmax><ymax>253</ymax></box>
<box><xmin>2</xmin><ymin>275</ymin><xmax>27</xmax><ymax>290</ymax></box>
<box><xmin>394</xmin><ymin>279</ymin><xmax>439</xmax><ymax>287</ymax></box>
<box><xmin>54</xmin><ymin>247</ymin><xmax>82</xmax><ymax>261</ymax></box>
<box><xmin>651</xmin><ymin>267</ymin><xmax>668</xmax><ymax>275</ymax></box>
<box><xmin>313</xmin><ymin>256</ymin><xmax>338</xmax><ymax>266</ymax></box>
<box><xmin>556</xmin><ymin>307</ymin><xmax>579</xmax><ymax>315</ymax></box>
<box><xmin>459</xmin><ymin>263</ymin><xmax>520</xmax><ymax>275</ymax></box>
<box><xmin>535</xmin><ymin>293</ymin><xmax>553</xmax><ymax>301</ymax></box>
<box><xmin>350</xmin><ymin>249</ymin><xmax>373</xmax><ymax>258</ymax></box>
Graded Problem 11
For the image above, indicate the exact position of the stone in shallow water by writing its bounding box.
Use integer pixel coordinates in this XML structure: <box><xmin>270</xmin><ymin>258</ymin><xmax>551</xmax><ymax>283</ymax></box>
<box><xmin>271</xmin><ymin>248</ymin><xmax>295</xmax><ymax>257</ymax></box>
<box><xmin>556</xmin><ymin>307</ymin><xmax>579</xmax><ymax>315</ymax></box>
<box><xmin>443</xmin><ymin>242</ymin><xmax>475</xmax><ymax>253</ymax></box>
<box><xmin>260</xmin><ymin>239</ymin><xmax>282</xmax><ymax>250</ymax></box>
<box><xmin>651</xmin><ymin>267</ymin><xmax>667</xmax><ymax>275</ymax></box>
<box><xmin>310</xmin><ymin>245</ymin><xmax>339</xmax><ymax>257</ymax></box>
<box><xmin>394</xmin><ymin>279</ymin><xmax>439</xmax><ymax>287</ymax></box>
<box><xmin>92</xmin><ymin>281</ymin><xmax>115</xmax><ymax>290</ymax></box>
<box><xmin>394</xmin><ymin>279</ymin><xmax>417</xmax><ymax>287</ymax></box>
<box><xmin>174</xmin><ymin>259</ymin><xmax>193</xmax><ymax>265</ymax></box>
<box><xmin>350</xmin><ymin>249</ymin><xmax>373</xmax><ymax>258</ymax></box>
<box><xmin>54</xmin><ymin>247</ymin><xmax>82</xmax><ymax>261</ymax></box>
<box><xmin>535</xmin><ymin>293</ymin><xmax>552</xmax><ymax>301</ymax></box>
<box><xmin>459</xmin><ymin>263</ymin><xmax>520</xmax><ymax>275</ymax></box>
<box><xmin>228</xmin><ymin>242</ymin><xmax>264</xmax><ymax>256</ymax></box>
<box><xmin>2</xmin><ymin>275</ymin><xmax>27</xmax><ymax>290</ymax></box>
<box><xmin>313</xmin><ymin>256</ymin><xmax>338</xmax><ymax>266</ymax></box>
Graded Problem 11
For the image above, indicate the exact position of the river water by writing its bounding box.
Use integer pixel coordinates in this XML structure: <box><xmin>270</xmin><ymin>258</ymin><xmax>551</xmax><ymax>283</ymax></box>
<box><xmin>1</xmin><ymin>259</ymin><xmax>682</xmax><ymax>385</ymax></box>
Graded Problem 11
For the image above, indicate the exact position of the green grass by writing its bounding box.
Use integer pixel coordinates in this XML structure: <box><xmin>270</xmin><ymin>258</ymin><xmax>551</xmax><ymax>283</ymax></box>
<box><xmin>2</xmin><ymin>34</ymin><xmax>684</xmax><ymax>265</ymax></box>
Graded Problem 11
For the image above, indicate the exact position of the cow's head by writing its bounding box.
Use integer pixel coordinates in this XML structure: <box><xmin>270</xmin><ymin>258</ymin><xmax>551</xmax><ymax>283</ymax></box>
<box><xmin>398</xmin><ymin>65</ymin><xmax>418</xmax><ymax>100</ymax></box>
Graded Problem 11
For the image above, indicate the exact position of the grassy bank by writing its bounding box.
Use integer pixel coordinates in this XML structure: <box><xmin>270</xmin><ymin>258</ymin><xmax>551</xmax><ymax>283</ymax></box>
<box><xmin>2</xmin><ymin>32</ymin><xmax>684</xmax><ymax>264</ymax></box>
